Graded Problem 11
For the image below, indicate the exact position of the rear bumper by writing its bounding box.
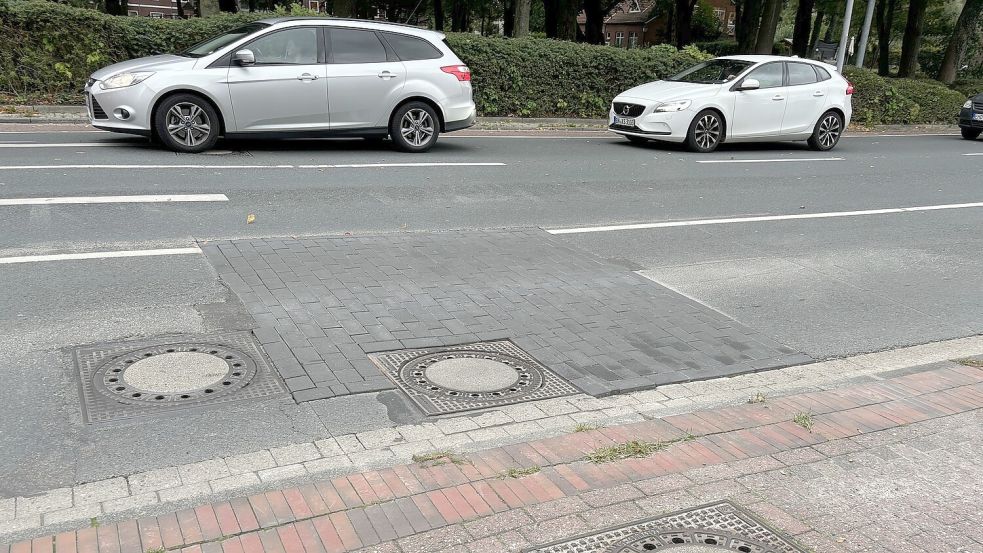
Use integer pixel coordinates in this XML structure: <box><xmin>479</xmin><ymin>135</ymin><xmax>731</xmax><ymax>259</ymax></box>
<box><xmin>444</xmin><ymin>110</ymin><xmax>476</xmax><ymax>132</ymax></box>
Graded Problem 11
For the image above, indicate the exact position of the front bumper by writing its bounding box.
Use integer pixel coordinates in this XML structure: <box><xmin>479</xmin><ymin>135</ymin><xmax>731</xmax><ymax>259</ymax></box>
<box><xmin>85</xmin><ymin>80</ymin><xmax>155</xmax><ymax>134</ymax></box>
<box><xmin>607</xmin><ymin>100</ymin><xmax>694</xmax><ymax>143</ymax></box>
<box><xmin>959</xmin><ymin>107</ymin><xmax>983</xmax><ymax>129</ymax></box>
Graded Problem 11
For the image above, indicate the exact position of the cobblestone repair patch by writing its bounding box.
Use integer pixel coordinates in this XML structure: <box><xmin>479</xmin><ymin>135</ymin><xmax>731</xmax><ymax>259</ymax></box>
<box><xmin>201</xmin><ymin>230</ymin><xmax>810</xmax><ymax>401</ymax></box>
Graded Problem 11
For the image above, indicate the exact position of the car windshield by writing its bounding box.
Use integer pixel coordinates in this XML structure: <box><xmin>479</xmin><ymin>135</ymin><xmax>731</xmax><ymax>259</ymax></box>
<box><xmin>179</xmin><ymin>23</ymin><xmax>269</xmax><ymax>58</ymax></box>
<box><xmin>667</xmin><ymin>59</ymin><xmax>755</xmax><ymax>84</ymax></box>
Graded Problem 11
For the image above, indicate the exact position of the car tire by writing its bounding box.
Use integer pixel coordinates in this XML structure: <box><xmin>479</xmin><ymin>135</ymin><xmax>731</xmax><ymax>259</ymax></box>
<box><xmin>153</xmin><ymin>94</ymin><xmax>220</xmax><ymax>153</ymax></box>
<box><xmin>961</xmin><ymin>128</ymin><xmax>982</xmax><ymax>140</ymax></box>
<box><xmin>808</xmin><ymin>111</ymin><xmax>844</xmax><ymax>151</ymax></box>
<box><xmin>390</xmin><ymin>102</ymin><xmax>440</xmax><ymax>153</ymax></box>
<box><xmin>626</xmin><ymin>135</ymin><xmax>649</xmax><ymax>145</ymax></box>
<box><xmin>685</xmin><ymin>110</ymin><xmax>724</xmax><ymax>153</ymax></box>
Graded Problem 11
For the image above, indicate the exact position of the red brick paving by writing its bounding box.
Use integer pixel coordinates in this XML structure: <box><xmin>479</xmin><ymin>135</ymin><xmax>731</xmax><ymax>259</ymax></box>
<box><xmin>5</xmin><ymin>365</ymin><xmax>981</xmax><ymax>552</ymax></box>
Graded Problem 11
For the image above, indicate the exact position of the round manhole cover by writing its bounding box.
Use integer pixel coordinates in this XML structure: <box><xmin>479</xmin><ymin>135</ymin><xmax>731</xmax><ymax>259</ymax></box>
<box><xmin>93</xmin><ymin>343</ymin><xmax>258</xmax><ymax>406</ymax></box>
<box><xmin>123</xmin><ymin>352</ymin><xmax>229</xmax><ymax>393</ymax></box>
<box><xmin>424</xmin><ymin>357</ymin><xmax>520</xmax><ymax>392</ymax></box>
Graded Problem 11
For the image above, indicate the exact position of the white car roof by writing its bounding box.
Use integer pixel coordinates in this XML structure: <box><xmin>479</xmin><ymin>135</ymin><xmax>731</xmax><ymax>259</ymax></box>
<box><xmin>260</xmin><ymin>17</ymin><xmax>446</xmax><ymax>41</ymax></box>
<box><xmin>717</xmin><ymin>54</ymin><xmax>838</xmax><ymax>71</ymax></box>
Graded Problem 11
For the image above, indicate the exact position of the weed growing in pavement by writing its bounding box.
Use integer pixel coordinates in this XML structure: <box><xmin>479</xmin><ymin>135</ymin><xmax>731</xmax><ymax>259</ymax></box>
<box><xmin>793</xmin><ymin>412</ymin><xmax>814</xmax><ymax>431</ymax></box>
<box><xmin>501</xmin><ymin>466</ymin><xmax>541</xmax><ymax>478</ymax></box>
<box><xmin>412</xmin><ymin>450</ymin><xmax>469</xmax><ymax>467</ymax></box>
<box><xmin>573</xmin><ymin>422</ymin><xmax>603</xmax><ymax>432</ymax></box>
<box><xmin>89</xmin><ymin>517</ymin><xmax>100</xmax><ymax>528</ymax></box>
<box><xmin>585</xmin><ymin>435</ymin><xmax>695</xmax><ymax>464</ymax></box>
<box><xmin>145</xmin><ymin>548</ymin><xmax>166</xmax><ymax>553</ymax></box>
<box><xmin>954</xmin><ymin>358</ymin><xmax>983</xmax><ymax>368</ymax></box>
<box><xmin>748</xmin><ymin>392</ymin><xmax>767</xmax><ymax>404</ymax></box>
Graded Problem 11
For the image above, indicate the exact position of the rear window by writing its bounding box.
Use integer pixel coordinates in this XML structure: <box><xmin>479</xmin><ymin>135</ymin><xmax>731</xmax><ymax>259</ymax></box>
<box><xmin>384</xmin><ymin>32</ymin><xmax>442</xmax><ymax>61</ymax></box>
<box><xmin>814</xmin><ymin>65</ymin><xmax>832</xmax><ymax>81</ymax></box>
<box><xmin>787</xmin><ymin>62</ymin><xmax>819</xmax><ymax>85</ymax></box>
<box><xmin>328</xmin><ymin>28</ymin><xmax>388</xmax><ymax>64</ymax></box>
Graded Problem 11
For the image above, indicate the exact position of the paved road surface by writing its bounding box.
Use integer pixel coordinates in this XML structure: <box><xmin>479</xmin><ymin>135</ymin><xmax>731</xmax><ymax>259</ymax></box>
<box><xmin>1</xmin><ymin>125</ymin><xmax>981</xmax><ymax>495</ymax></box>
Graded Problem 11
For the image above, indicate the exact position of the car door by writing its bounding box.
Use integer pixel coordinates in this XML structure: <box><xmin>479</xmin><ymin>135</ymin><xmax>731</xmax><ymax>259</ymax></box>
<box><xmin>730</xmin><ymin>62</ymin><xmax>787</xmax><ymax>138</ymax></box>
<box><xmin>781</xmin><ymin>62</ymin><xmax>829</xmax><ymax>135</ymax></box>
<box><xmin>226</xmin><ymin>27</ymin><xmax>328</xmax><ymax>132</ymax></box>
<box><xmin>324</xmin><ymin>27</ymin><xmax>406</xmax><ymax>130</ymax></box>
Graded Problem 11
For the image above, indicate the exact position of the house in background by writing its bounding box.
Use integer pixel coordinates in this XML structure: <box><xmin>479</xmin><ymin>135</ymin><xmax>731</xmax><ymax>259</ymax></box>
<box><xmin>126</xmin><ymin>0</ymin><xmax>186</xmax><ymax>18</ymax></box>
<box><xmin>580</xmin><ymin>0</ymin><xmax>736</xmax><ymax>48</ymax></box>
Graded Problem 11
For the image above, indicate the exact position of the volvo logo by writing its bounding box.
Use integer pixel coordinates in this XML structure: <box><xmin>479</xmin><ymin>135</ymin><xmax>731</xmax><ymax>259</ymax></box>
<box><xmin>622</xmin><ymin>105</ymin><xmax>631</xmax><ymax>115</ymax></box>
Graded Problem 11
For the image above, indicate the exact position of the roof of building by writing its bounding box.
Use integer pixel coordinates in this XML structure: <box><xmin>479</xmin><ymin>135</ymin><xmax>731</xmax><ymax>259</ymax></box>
<box><xmin>603</xmin><ymin>0</ymin><xmax>660</xmax><ymax>25</ymax></box>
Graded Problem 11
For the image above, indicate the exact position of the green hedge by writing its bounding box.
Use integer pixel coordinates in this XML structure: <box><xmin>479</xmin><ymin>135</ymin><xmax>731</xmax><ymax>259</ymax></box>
<box><xmin>0</xmin><ymin>0</ymin><xmax>972</xmax><ymax>122</ymax></box>
<box><xmin>843</xmin><ymin>67</ymin><xmax>968</xmax><ymax>125</ymax></box>
<box><xmin>0</xmin><ymin>0</ymin><xmax>708</xmax><ymax>117</ymax></box>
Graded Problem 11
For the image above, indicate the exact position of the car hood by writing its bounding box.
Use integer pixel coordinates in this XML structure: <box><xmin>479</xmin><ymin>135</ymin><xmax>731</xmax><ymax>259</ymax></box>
<box><xmin>90</xmin><ymin>55</ymin><xmax>194</xmax><ymax>81</ymax></box>
<box><xmin>616</xmin><ymin>80</ymin><xmax>720</xmax><ymax>102</ymax></box>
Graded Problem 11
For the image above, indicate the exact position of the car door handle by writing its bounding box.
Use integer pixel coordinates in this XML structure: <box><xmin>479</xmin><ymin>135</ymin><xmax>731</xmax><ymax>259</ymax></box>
<box><xmin>772</xmin><ymin>95</ymin><xmax>785</xmax><ymax>101</ymax></box>
<box><xmin>297</xmin><ymin>73</ymin><xmax>318</xmax><ymax>81</ymax></box>
<box><xmin>378</xmin><ymin>71</ymin><xmax>398</xmax><ymax>79</ymax></box>
<box><xmin>813</xmin><ymin>91</ymin><xmax>825</xmax><ymax>97</ymax></box>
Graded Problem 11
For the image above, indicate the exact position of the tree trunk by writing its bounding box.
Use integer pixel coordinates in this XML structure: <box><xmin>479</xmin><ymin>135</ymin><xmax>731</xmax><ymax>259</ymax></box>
<box><xmin>334</xmin><ymin>0</ymin><xmax>354</xmax><ymax>17</ymax></box>
<box><xmin>823</xmin><ymin>12</ymin><xmax>837</xmax><ymax>41</ymax></box>
<box><xmin>938</xmin><ymin>0</ymin><xmax>983</xmax><ymax>83</ymax></box>
<box><xmin>177</xmin><ymin>0</ymin><xmax>186</xmax><ymax>17</ymax></box>
<box><xmin>583</xmin><ymin>0</ymin><xmax>606</xmax><ymax>44</ymax></box>
<box><xmin>674</xmin><ymin>0</ymin><xmax>696</xmax><ymax>47</ymax></box>
<box><xmin>736</xmin><ymin>0</ymin><xmax>763</xmax><ymax>53</ymax></box>
<box><xmin>503</xmin><ymin>0</ymin><xmax>515</xmax><ymax>36</ymax></box>
<box><xmin>515</xmin><ymin>0</ymin><xmax>531</xmax><ymax>36</ymax></box>
<box><xmin>754</xmin><ymin>0</ymin><xmax>781</xmax><ymax>53</ymax></box>
<box><xmin>875</xmin><ymin>0</ymin><xmax>896</xmax><ymax>75</ymax></box>
<box><xmin>558</xmin><ymin>0</ymin><xmax>578</xmax><ymax>39</ymax></box>
<box><xmin>218</xmin><ymin>0</ymin><xmax>238</xmax><ymax>12</ymax></box>
<box><xmin>105</xmin><ymin>0</ymin><xmax>126</xmax><ymax>15</ymax></box>
<box><xmin>544</xmin><ymin>0</ymin><xmax>558</xmax><ymax>37</ymax></box>
<box><xmin>791</xmin><ymin>0</ymin><xmax>815</xmax><ymax>56</ymax></box>
<box><xmin>808</xmin><ymin>7</ymin><xmax>824</xmax><ymax>53</ymax></box>
<box><xmin>451</xmin><ymin>0</ymin><xmax>469</xmax><ymax>32</ymax></box>
<box><xmin>434</xmin><ymin>0</ymin><xmax>445</xmax><ymax>31</ymax></box>
<box><xmin>897</xmin><ymin>0</ymin><xmax>928</xmax><ymax>77</ymax></box>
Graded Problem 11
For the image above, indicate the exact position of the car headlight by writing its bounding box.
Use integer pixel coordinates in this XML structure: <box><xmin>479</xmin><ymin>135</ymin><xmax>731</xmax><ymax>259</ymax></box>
<box><xmin>99</xmin><ymin>71</ymin><xmax>155</xmax><ymax>90</ymax></box>
<box><xmin>965</xmin><ymin>99</ymin><xmax>974</xmax><ymax>109</ymax></box>
<box><xmin>654</xmin><ymin>100</ymin><xmax>692</xmax><ymax>112</ymax></box>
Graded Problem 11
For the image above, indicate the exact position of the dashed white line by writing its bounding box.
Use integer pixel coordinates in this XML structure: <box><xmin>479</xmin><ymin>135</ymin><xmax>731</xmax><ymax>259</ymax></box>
<box><xmin>963</xmin><ymin>153</ymin><xmax>983</xmax><ymax>156</ymax></box>
<box><xmin>0</xmin><ymin>194</ymin><xmax>229</xmax><ymax>206</ymax></box>
<box><xmin>0</xmin><ymin>142</ymin><xmax>129</xmax><ymax>148</ymax></box>
<box><xmin>0</xmin><ymin>162</ymin><xmax>506</xmax><ymax>170</ymax></box>
<box><xmin>695</xmin><ymin>157</ymin><xmax>844</xmax><ymax>164</ymax></box>
<box><xmin>546</xmin><ymin>202</ymin><xmax>983</xmax><ymax>234</ymax></box>
<box><xmin>0</xmin><ymin>247</ymin><xmax>202</xmax><ymax>265</ymax></box>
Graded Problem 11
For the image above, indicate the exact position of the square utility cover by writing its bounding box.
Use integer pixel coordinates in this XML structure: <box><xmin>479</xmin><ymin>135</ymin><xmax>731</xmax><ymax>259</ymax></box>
<box><xmin>369</xmin><ymin>340</ymin><xmax>579</xmax><ymax>416</ymax></box>
<box><xmin>525</xmin><ymin>500</ymin><xmax>807</xmax><ymax>552</ymax></box>
<box><xmin>74</xmin><ymin>331</ymin><xmax>287</xmax><ymax>424</ymax></box>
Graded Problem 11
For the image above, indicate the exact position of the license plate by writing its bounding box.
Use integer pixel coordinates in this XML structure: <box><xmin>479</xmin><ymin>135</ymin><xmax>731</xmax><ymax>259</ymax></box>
<box><xmin>974</xmin><ymin>113</ymin><xmax>983</xmax><ymax>121</ymax></box>
<box><xmin>613</xmin><ymin>116</ymin><xmax>635</xmax><ymax>127</ymax></box>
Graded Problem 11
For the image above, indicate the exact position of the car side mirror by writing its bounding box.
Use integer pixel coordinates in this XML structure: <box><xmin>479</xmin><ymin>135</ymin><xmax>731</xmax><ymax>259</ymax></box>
<box><xmin>233</xmin><ymin>49</ymin><xmax>255</xmax><ymax>66</ymax></box>
<box><xmin>739</xmin><ymin>78</ymin><xmax>760</xmax><ymax>91</ymax></box>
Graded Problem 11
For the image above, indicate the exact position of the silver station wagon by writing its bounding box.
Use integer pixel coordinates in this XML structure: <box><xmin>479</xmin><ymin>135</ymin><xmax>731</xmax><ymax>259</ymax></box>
<box><xmin>85</xmin><ymin>18</ymin><xmax>476</xmax><ymax>153</ymax></box>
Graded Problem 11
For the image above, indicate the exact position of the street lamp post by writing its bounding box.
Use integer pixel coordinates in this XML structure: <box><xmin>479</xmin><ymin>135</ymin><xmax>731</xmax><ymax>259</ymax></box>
<box><xmin>855</xmin><ymin>0</ymin><xmax>877</xmax><ymax>68</ymax></box>
<box><xmin>835</xmin><ymin>0</ymin><xmax>855</xmax><ymax>72</ymax></box>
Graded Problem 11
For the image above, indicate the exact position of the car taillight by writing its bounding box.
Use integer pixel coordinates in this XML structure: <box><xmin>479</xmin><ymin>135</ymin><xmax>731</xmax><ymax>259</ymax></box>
<box><xmin>441</xmin><ymin>65</ymin><xmax>471</xmax><ymax>81</ymax></box>
<box><xmin>846</xmin><ymin>81</ymin><xmax>855</xmax><ymax>95</ymax></box>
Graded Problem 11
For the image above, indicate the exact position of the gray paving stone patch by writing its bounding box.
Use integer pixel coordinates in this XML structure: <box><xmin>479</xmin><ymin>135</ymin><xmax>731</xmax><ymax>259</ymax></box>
<box><xmin>200</xmin><ymin>230</ymin><xmax>810</xmax><ymax>401</ymax></box>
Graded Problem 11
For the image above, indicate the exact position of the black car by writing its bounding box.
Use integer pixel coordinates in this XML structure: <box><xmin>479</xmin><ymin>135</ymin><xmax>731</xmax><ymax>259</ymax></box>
<box><xmin>960</xmin><ymin>92</ymin><xmax>983</xmax><ymax>140</ymax></box>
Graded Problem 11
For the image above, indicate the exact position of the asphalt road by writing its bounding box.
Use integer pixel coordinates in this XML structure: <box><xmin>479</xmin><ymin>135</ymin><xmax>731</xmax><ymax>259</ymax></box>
<box><xmin>1</xmin><ymin>124</ymin><xmax>981</xmax><ymax>495</ymax></box>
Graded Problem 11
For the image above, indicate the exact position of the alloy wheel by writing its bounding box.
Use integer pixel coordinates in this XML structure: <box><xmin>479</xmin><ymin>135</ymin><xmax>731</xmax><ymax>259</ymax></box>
<box><xmin>695</xmin><ymin>114</ymin><xmax>721</xmax><ymax>150</ymax></box>
<box><xmin>166</xmin><ymin>102</ymin><xmax>211</xmax><ymax>147</ymax></box>
<box><xmin>818</xmin><ymin>114</ymin><xmax>841</xmax><ymax>149</ymax></box>
<box><xmin>400</xmin><ymin>109</ymin><xmax>435</xmax><ymax>147</ymax></box>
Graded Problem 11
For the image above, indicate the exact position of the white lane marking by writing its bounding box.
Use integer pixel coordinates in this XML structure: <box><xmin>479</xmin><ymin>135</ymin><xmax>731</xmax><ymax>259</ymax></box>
<box><xmin>0</xmin><ymin>247</ymin><xmax>202</xmax><ymax>265</ymax></box>
<box><xmin>696</xmin><ymin>157</ymin><xmax>844</xmax><ymax>164</ymax></box>
<box><xmin>546</xmin><ymin>202</ymin><xmax>983</xmax><ymax>235</ymax></box>
<box><xmin>0</xmin><ymin>194</ymin><xmax>228</xmax><ymax>206</ymax></box>
<box><xmin>0</xmin><ymin>142</ymin><xmax>131</xmax><ymax>148</ymax></box>
<box><xmin>444</xmin><ymin>135</ymin><xmax>616</xmax><ymax>139</ymax></box>
<box><xmin>0</xmin><ymin>162</ymin><xmax>506</xmax><ymax>170</ymax></box>
<box><xmin>963</xmin><ymin>153</ymin><xmax>983</xmax><ymax>156</ymax></box>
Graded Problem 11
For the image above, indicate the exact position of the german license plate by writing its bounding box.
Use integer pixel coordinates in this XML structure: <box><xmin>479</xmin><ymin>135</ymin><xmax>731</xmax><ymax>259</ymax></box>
<box><xmin>974</xmin><ymin>113</ymin><xmax>983</xmax><ymax>121</ymax></box>
<box><xmin>613</xmin><ymin>116</ymin><xmax>635</xmax><ymax>127</ymax></box>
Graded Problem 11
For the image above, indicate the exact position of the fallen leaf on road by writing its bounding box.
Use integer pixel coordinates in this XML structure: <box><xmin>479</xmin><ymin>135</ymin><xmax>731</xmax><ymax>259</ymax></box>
<box><xmin>246</xmin><ymin>213</ymin><xmax>256</xmax><ymax>224</ymax></box>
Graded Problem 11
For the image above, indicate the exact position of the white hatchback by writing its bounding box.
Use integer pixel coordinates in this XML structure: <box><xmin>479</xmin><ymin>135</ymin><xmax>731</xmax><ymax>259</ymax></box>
<box><xmin>609</xmin><ymin>55</ymin><xmax>853</xmax><ymax>152</ymax></box>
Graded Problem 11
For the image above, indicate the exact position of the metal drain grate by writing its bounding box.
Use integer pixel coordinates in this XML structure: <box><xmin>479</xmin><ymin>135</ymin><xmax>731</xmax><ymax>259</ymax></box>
<box><xmin>369</xmin><ymin>340</ymin><xmax>579</xmax><ymax>416</ymax></box>
<box><xmin>74</xmin><ymin>332</ymin><xmax>287</xmax><ymax>423</ymax></box>
<box><xmin>525</xmin><ymin>501</ymin><xmax>807</xmax><ymax>553</ymax></box>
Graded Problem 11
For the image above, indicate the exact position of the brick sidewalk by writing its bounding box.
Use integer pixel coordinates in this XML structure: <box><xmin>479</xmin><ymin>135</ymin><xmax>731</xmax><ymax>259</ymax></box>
<box><xmin>5</xmin><ymin>361</ymin><xmax>980</xmax><ymax>553</ymax></box>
